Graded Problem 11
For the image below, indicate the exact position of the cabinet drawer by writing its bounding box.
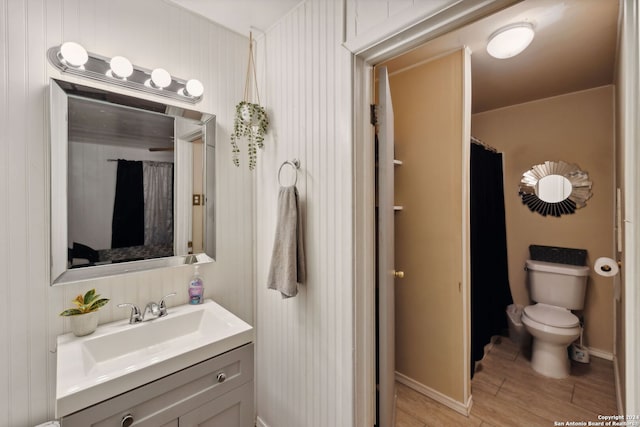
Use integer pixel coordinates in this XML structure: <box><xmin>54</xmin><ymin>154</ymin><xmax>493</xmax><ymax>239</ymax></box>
<box><xmin>180</xmin><ymin>381</ymin><xmax>254</xmax><ymax>427</ymax></box>
<box><xmin>61</xmin><ymin>343</ymin><xmax>253</xmax><ymax>427</ymax></box>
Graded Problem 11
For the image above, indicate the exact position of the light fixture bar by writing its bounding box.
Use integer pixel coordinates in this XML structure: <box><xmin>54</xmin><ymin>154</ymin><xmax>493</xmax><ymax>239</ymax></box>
<box><xmin>47</xmin><ymin>44</ymin><xmax>203</xmax><ymax>104</ymax></box>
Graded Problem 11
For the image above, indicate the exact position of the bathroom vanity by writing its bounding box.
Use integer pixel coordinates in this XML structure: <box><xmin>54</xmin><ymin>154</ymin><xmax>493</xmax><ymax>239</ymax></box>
<box><xmin>56</xmin><ymin>300</ymin><xmax>254</xmax><ymax>427</ymax></box>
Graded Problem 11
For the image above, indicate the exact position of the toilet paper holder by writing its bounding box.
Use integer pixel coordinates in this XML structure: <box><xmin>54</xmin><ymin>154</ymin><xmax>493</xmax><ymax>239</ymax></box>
<box><xmin>599</xmin><ymin>260</ymin><xmax>622</xmax><ymax>272</ymax></box>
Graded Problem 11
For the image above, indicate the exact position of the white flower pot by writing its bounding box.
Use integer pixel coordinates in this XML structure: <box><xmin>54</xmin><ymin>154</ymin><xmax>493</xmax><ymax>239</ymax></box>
<box><xmin>70</xmin><ymin>311</ymin><xmax>99</xmax><ymax>337</ymax></box>
<box><xmin>240</xmin><ymin>103</ymin><xmax>262</xmax><ymax>126</ymax></box>
<box><xmin>240</xmin><ymin>104</ymin><xmax>253</xmax><ymax>123</ymax></box>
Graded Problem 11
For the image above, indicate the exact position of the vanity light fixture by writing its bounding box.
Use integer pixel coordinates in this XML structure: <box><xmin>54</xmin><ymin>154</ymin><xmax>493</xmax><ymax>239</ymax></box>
<box><xmin>183</xmin><ymin>79</ymin><xmax>205</xmax><ymax>98</ymax></box>
<box><xmin>48</xmin><ymin>42</ymin><xmax>204</xmax><ymax>103</ymax></box>
<box><xmin>58</xmin><ymin>42</ymin><xmax>89</xmax><ymax>68</ymax></box>
<box><xmin>487</xmin><ymin>22</ymin><xmax>535</xmax><ymax>59</ymax></box>
<box><xmin>107</xmin><ymin>56</ymin><xmax>133</xmax><ymax>80</ymax></box>
<box><xmin>149</xmin><ymin>68</ymin><xmax>172</xmax><ymax>89</ymax></box>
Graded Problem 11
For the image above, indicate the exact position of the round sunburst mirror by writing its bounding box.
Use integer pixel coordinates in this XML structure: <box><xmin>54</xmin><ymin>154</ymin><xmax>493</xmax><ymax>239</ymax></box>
<box><xmin>518</xmin><ymin>160</ymin><xmax>593</xmax><ymax>217</ymax></box>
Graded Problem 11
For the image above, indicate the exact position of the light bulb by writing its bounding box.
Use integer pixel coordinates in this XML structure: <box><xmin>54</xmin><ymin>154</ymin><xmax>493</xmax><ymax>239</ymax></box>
<box><xmin>487</xmin><ymin>23</ymin><xmax>535</xmax><ymax>59</ymax></box>
<box><xmin>184</xmin><ymin>79</ymin><xmax>204</xmax><ymax>97</ymax></box>
<box><xmin>150</xmin><ymin>68</ymin><xmax>171</xmax><ymax>89</ymax></box>
<box><xmin>59</xmin><ymin>42</ymin><xmax>88</xmax><ymax>67</ymax></box>
<box><xmin>109</xmin><ymin>56</ymin><xmax>133</xmax><ymax>79</ymax></box>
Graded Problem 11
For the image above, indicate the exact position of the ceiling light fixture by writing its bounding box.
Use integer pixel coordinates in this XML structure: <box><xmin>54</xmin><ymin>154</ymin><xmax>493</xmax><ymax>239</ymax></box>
<box><xmin>108</xmin><ymin>56</ymin><xmax>133</xmax><ymax>80</ymax></box>
<box><xmin>487</xmin><ymin>22</ymin><xmax>535</xmax><ymax>59</ymax></box>
<box><xmin>58</xmin><ymin>42</ymin><xmax>88</xmax><ymax>68</ymax></box>
<box><xmin>48</xmin><ymin>43</ymin><xmax>204</xmax><ymax>103</ymax></box>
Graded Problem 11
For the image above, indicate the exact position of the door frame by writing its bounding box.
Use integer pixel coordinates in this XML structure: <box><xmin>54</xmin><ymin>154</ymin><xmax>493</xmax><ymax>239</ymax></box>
<box><xmin>620</xmin><ymin>0</ymin><xmax>640</xmax><ymax>414</ymax></box>
<box><xmin>350</xmin><ymin>0</ymin><xmax>640</xmax><ymax>424</ymax></box>
<box><xmin>350</xmin><ymin>1</ymin><xmax>517</xmax><ymax>425</ymax></box>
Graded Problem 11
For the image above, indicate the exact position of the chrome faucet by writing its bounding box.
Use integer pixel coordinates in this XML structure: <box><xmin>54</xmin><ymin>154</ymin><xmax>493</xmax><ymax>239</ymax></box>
<box><xmin>118</xmin><ymin>292</ymin><xmax>177</xmax><ymax>324</ymax></box>
<box><xmin>117</xmin><ymin>303</ymin><xmax>142</xmax><ymax>324</ymax></box>
<box><xmin>158</xmin><ymin>292</ymin><xmax>176</xmax><ymax>317</ymax></box>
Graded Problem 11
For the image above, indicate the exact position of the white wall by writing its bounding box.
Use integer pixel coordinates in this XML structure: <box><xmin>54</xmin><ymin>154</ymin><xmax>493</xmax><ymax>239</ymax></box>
<box><xmin>254</xmin><ymin>1</ymin><xmax>354</xmax><ymax>426</ymax></box>
<box><xmin>0</xmin><ymin>1</ymin><xmax>252</xmax><ymax>425</ymax></box>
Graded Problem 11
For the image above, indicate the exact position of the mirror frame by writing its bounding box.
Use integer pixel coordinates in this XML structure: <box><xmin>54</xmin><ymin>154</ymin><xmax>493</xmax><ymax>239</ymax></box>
<box><xmin>518</xmin><ymin>160</ymin><xmax>593</xmax><ymax>217</ymax></box>
<box><xmin>49</xmin><ymin>78</ymin><xmax>216</xmax><ymax>285</ymax></box>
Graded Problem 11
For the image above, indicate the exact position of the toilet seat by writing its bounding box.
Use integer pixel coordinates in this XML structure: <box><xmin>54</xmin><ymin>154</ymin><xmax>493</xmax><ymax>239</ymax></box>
<box><xmin>523</xmin><ymin>303</ymin><xmax>579</xmax><ymax>328</ymax></box>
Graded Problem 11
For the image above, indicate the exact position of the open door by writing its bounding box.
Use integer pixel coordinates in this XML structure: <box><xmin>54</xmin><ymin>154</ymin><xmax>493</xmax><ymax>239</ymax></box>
<box><xmin>377</xmin><ymin>66</ymin><xmax>396</xmax><ymax>427</ymax></box>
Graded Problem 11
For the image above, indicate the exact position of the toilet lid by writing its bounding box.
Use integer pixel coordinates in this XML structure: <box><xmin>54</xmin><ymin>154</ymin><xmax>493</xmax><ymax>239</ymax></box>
<box><xmin>523</xmin><ymin>304</ymin><xmax>579</xmax><ymax>328</ymax></box>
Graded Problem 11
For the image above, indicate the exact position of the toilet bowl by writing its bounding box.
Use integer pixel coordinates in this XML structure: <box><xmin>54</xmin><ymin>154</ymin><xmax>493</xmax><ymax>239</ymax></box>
<box><xmin>522</xmin><ymin>303</ymin><xmax>581</xmax><ymax>378</ymax></box>
<box><xmin>522</xmin><ymin>259</ymin><xmax>589</xmax><ymax>379</ymax></box>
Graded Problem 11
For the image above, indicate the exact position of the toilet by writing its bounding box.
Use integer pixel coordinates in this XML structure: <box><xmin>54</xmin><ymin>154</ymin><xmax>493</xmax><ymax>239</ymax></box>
<box><xmin>521</xmin><ymin>259</ymin><xmax>589</xmax><ymax>379</ymax></box>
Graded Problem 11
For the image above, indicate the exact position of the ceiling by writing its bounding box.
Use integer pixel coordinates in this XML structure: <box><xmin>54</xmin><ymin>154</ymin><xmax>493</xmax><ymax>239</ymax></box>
<box><xmin>382</xmin><ymin>0</ymin><xmax>619</xmax><ymax>113</ymax></box>
<box><xmin>168</xmin><ymin>0</ymin><xmax>302</xmax><ymax>35</ymax></box>
<box><xmin>68</xmin><ymin>96</ymin><xmax>175</xmax><ymax>149</ymax></box>
<box><xmin>169</xmin><ymin>0</ymin><xmax>619</xmax><ymax>114</ymax></box>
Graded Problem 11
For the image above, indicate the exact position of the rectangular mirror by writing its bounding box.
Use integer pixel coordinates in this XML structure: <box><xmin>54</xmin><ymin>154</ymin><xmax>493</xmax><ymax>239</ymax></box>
<box><xmin>50</xmin><ymin>79</ymin><xmax>216</xmax><ymax>285</ymax></box>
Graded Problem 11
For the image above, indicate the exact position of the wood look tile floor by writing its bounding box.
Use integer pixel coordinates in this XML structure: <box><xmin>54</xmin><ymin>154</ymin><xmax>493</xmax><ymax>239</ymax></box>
<box><xmin>395</xmin><ymin>337</ymin><xmax>618</xmax><ymax>427</ymax></box>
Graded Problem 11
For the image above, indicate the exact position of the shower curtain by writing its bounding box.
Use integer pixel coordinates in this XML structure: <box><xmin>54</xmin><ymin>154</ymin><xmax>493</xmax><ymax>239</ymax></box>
<box><xmin>143</xmin><ymin>161</ymin><xmax>174</xmax><ymax>245</ymax></box>
<box><xmin>470</xmin><ymin>142</ymin><xmax>513</xmax><ymax>377</ymax></box>
<box><xmin>111</xmin><ymin>160</ymin><xmax>174</xmax><ymax>249</ymax></box>
<box><xmin>111</xmin><ymin>160</ymin><xmax>144</xmax><ymax>248</ymax></box>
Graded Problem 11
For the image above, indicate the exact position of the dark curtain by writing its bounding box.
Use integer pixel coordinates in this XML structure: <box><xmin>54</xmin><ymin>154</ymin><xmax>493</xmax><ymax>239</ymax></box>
<box><xmin>470</xmin><ymin>143</ymin><xmax>513</xmax><ymax>377</ymax></box>
<box><xmin>111</xmin><ymin>159</ymin><xmax>144</xmax><ymax>248</ymax></box>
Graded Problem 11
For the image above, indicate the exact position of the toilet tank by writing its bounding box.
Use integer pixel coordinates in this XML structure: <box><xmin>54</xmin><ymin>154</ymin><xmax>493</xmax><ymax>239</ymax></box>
<box><xmin>526</xmin><ymin>259</ymin><xmax>589</xmax><ymax>310</ymax></box>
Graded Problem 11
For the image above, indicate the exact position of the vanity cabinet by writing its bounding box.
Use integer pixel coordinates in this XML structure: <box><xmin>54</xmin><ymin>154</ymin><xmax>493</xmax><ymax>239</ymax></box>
<box><xmin>60</xmin><ymin>343</ymin><xmax>254</xmax><ymax>427</ymax></box>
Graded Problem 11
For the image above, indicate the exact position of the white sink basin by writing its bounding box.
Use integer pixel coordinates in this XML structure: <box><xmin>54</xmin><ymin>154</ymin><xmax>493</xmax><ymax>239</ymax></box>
<box><xmin>56</xmin><ymin>299</ymin><xmax>253</xmax><ymax>418</ymax></box>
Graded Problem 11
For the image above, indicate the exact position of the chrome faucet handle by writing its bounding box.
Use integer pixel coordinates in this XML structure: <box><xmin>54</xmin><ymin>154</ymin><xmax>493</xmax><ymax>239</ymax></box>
<box><xmin>117</xmin><ymin>303</ymin><xmax>142</xmax><ymax>324</ymax></box>
<box><xmin>143</xmin><ymin>302</ymin><xmax>160</xmax><ymax>320</ymax></box>
<box><xmin>159</xmin><ymin>292</ymin><xmax>177</xmax><ymax>317</ymax></box>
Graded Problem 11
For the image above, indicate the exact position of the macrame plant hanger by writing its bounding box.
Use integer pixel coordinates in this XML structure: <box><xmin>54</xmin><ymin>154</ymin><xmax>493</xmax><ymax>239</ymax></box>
<box><xmin>231</xmin><ymin>32</ymin><xmax>269</xmax><ymax>170</ymax></box>
<box><xmin>244</xmin><ymin>32</ymin><xmax>260</xmax><ymax>106</ymax></box>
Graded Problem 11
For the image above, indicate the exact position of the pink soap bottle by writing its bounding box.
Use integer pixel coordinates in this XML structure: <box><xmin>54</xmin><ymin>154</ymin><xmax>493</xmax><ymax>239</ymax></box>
<box><xmin>188</xmin><ymin>266</ymin><xmax>204</xmax><ymax>305</ymax></box>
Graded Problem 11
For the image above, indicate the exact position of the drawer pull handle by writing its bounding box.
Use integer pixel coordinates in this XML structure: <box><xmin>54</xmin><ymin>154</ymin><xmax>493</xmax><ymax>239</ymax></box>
<box><xmin>217</xmin><ymin>372</ymin><xmax>227</xmax><ymax>383</ymax></box>
<box><xmin>121</xmin><ymin>413</ymin><xmax>134</xmax><ymax>427</ymax></box>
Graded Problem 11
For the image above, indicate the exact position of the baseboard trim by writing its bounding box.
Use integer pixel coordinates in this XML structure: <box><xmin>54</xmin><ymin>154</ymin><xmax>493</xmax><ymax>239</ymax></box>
<box><xmin>588</xmin><ymin>347</ymin><xmax>614</xmax><ymax>361</ymax></box>
<box><xmin>396</xmin><ymin>371</ymin><xmax>471</xmax><ymax>416</ymax></box>
<box><xmin>614</xmin><ymin>356</ymin><xmax>624</xmax><ymax>414</ymax></box>
<box><xmin>256</xmin><ymin>416</ymin><xmax>270</xmax><ymax>427</ymax></box>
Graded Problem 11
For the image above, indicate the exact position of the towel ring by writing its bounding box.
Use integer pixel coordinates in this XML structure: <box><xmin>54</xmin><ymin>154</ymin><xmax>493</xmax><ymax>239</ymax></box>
<box><xmin>278</xmin><ymin>159</ymin><xmax>300</xmax><ymax>186</ymax></box>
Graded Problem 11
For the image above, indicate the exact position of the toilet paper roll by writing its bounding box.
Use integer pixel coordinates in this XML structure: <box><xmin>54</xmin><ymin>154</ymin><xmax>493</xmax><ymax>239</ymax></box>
<box><xmin>594</xmin><ymin>257</ymin><xmax>619</xmax><ymax>277</ymax></box>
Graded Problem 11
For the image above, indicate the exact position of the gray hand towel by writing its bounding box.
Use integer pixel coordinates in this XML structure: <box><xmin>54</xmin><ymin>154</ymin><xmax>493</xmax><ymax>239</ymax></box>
<box><xmin>267</xmin><ymin>186</ymin><xmax>306</xmax><ymax>298</ymax></box>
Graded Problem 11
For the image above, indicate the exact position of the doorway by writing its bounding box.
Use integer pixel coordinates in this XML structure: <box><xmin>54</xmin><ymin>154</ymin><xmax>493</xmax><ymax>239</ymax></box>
<box><xmin>354</xmin><ymin>1</ymin><xmax>630</xmax><ymax>426</ymax></box>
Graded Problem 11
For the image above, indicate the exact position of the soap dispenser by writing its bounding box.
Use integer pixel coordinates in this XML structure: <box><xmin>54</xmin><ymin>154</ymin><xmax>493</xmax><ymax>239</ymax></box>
<box><xmin>188</xmin><ymin>266</ymin><xmax>204</xmax><ymax>305</ymax></box>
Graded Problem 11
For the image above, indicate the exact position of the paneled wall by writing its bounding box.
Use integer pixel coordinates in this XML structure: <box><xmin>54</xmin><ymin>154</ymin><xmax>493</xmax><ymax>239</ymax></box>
<box><xmin>254</xmin><ymin>1</ymin><xmax>354</xmax><ymax>426</ymax></box>
<box><xmin>0</xmin><ymin>1</ymin><xmax>252</xmax><ymax>425</ymax></box>
<box><xmin>344</xmin><ymin>0</ymin><xmax>459</xmax><ymax>44</ymax></box>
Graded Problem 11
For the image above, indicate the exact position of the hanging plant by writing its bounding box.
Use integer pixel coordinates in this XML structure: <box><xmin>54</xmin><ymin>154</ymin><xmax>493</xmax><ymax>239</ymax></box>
<box><xmin>232</xmin><ymin>32</ymin><xmax>269</xmax><ymax>170</ymax></box>
<box><xmin>231</xmin><ymin>101</ymin><xmax>269</xmax><ymax>170</ymax></box>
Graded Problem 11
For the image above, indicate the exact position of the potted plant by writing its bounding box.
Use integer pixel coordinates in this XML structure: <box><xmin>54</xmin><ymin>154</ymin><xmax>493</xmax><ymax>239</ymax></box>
<box><xmin>231</xmin><ymin>101</ymin><xmax>269</xmax><ymax>170</ymax></box>
<box><xmin>59</xmin><ymin>289</ymin><xmax>110</xmax><ymax>337</ymax></box>
<box><xmin>231</xmin><ymin>32</ymin><xmax>269</xmax><ymax>170</ymax></box>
